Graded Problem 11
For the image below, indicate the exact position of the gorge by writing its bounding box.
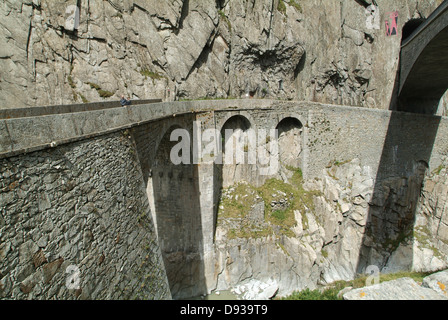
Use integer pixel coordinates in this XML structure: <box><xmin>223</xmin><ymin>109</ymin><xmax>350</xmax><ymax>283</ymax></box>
<box><xmin>1</xmin><ymin>0</ymin><xmax>448</xmax><ymax>300</ymax></box>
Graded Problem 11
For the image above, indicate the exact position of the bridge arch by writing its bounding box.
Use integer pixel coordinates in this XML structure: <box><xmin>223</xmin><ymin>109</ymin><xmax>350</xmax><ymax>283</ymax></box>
<box><xmin>220</xmin><ymin>115</ymin><xmax>252</xmax><ymax>155</ymax></box>
<box><xmin>397</xmin><ymin>0</ymin><xmax>448</xmax><ymax>114</ymax></box>
<box><xmin>152</xmin><ymin>117</ymin><xmax>193</xmax><ymax>162</ymax></box>
<box><xmin>217</xmin><ymin>114</ymin><xmax>255</xmax><ymax>188</ymax></box>
<box><xmin>215</xmin><ymin>111</ymin><xmax>255</xmax><ymax>134</ymax></box>
<box><xmin>146</xmin><ymin>121</ymin><xmax>206</xmax><ymax>299</ymax></box>
<box><xmin>275</xmin><ymin>117</ymin><xmax>304</xmax><ymax>170</ymax></box>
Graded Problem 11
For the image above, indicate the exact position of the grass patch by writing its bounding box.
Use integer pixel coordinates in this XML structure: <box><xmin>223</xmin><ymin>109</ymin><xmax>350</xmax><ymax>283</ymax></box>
<box><xmin>218</xmin><ymin>183</ymin><xmax>257</xmax><ymax>219</ymax></box>
<box><xmin>277</xmin><ymin>0</ymin><xmax>287</xmax><ymax>15</ymax></box>
<box><xmin>217</xmin><ymin>166</ymin><xmax>321</xmax><ymax>239</ymax></box>
<box><xmin>98</xmin><ymin>89</ymin><xmax>114</xmax><ymax>98</ymax></box>
<box><xmin>218</xmin><ymin>183</ymin><xmax>273</xmax><ymax>239</ymax></box>
<box><xmin>289</xmin><ymin>0</ymin><xmax>302</xmax><ymax>13</ymax></box>
<box><xmin>257</xmin><ymin>178</ymin><xmax>298</xmax><ymax>236</ymax></box>
<box><xmin>86</xmin><ymin>82</ymin><xmax>114</xmax><ymax>98</ymax></box>
<box><xmin>413</xmin><ymin>226</ymin><xmax>443</xmax><ymax>259</ymax></box>
<box><xmin>272</xmin><ymin>209</ymin><xmax>288</xmax><ymax>221</ymax></box>
<box><xmin>140</xmin><ymin>68</ymin><xmax>166</xmax><ymax>82</ymax></box>
<box><xmin>281</xmin><ymin>287</ymin><xmax>341</xmax><ymax>300</ymax></box>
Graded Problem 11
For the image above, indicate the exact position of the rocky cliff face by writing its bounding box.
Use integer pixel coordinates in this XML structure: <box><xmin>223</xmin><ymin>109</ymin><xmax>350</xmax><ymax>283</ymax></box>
<box><xmin>0</xmin><ymin>0</ymin><xmax>444</xmax><ymax>109</ymax></box>
<box><xmin>213</xmin><ymin>158</ymin><xmax>448</xmax><ymax>298</ymax></box>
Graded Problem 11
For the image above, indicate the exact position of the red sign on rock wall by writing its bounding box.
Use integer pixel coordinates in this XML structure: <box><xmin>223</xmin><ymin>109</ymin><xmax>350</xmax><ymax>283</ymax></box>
<box><xmin>385</xmin><ymin>11</ymin><xmax>399</xmax><ymax>36</ymax></box>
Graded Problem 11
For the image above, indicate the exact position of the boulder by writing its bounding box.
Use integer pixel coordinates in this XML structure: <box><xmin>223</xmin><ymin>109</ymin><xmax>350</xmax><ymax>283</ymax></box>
<box><xmin>343</xmin><ymin>277</ymin><xmax>448</xmax><ymax>300</ymax></box>
<box><xmin>422</xmin><ymin>270</ymin><xmax>448</xmax><ymax>298</ymax></box>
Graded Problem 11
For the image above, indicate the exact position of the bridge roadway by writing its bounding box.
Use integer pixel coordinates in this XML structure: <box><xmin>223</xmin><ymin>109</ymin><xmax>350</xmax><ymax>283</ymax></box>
<box><xmin>397</xmin><ymin>0</ymin><xmax>448</xmax><ymax>114</ymax></box>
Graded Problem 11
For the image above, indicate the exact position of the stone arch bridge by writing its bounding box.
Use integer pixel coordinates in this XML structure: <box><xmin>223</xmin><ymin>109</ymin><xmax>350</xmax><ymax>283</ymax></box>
<box><xmin>2</xmin><ymin>98</ymin><xmax>448</xmax><ymax>299</ymax></box>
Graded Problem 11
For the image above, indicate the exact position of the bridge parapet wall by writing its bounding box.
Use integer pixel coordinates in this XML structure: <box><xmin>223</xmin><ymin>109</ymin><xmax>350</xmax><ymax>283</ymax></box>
<box><xmin>0</xmin><ymin>99</ymin><xmax>272</xmax><ymax>159</ymax></box>
<box><xmin>0</xmin><ymin>99</ymin><xmax>162</xmax><ymax>120</ymax></box>
<box><xmin>2</xmin><ymin>99</ymin><xmax>448</xmax><ymax>179</ymax></box>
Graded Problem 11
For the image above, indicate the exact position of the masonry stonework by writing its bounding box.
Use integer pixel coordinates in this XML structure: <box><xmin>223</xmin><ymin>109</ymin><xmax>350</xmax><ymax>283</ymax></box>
<box><xmin>0</xmin><ymin>131</ymin><xmax>170</xmax><ymax>299</ymax></box>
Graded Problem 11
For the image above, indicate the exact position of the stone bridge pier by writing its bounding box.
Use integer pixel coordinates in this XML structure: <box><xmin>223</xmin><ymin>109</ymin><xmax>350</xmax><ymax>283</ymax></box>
<box><xmin>130</xmin><ymin>106</ymin><xmax>307</xmax><ymax>298</ymax></box>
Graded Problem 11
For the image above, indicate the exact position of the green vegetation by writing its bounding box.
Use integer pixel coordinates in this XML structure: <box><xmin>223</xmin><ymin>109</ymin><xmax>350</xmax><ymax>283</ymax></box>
<box><xmin>67</xmin><ymin>75</ymin><xmax>76</xmax><ymax>89</ymax></box>
<box><xmin>87</xmin><ymin>82</ymin><xmax>101</xmax><ymax>90</ymax></box>
<box><xmin>327</xmin><ymin>159</ymin><xmax>351</xmax><ymax>168</ymax></box>
<box><xmin>413</xmin><ymin>226</ymin><xmax>444</xmax><ymax>258</ymax></box>
<box><xmin>281</xmin><ymin>287</ymin><xmax>341</xmax><ymax>300</ymax></box>
<box><xmin>86</xmin><ymin>82</ymin><xmax>114</xmax><ymax>98</ymax></box>
<box><xmin>432</xmin><ymin>164</ymin><xmax>445</xmax><ymax>175</ymax></box>
<box><xmin>277</xmin><ymin>0</ymin><xmax>287</xmax><ymax>15</ymax></box>
<box><xmin>218</xmin><ymin>166</ymin><xmax>321</xmax><ymax>239</ymax></box>
<box><xmin>218</xmin><ymin>10</ymin><xmax>232</xmax><ymax>33</ymax></box>
<box><xmin>219</xmin><ymin>183</ymin><xmax>257</xmax><ymax>219</ymax></box>
<box><xmin>277</xmin><ymin>0</ymin><xmax>302</xmax><ymax>16</ymax></box>
<box><xmin>67</xmin><ymin>74</ymin><xmax>79</xmax><ymax>102</ymax></box>
<box><xmin>79</xmin><ymin>93</ymin><xmax>89</xmax><ymax>103</ymax></box>
<box><xmin>97</xmin><ymin>89</ymin><xmax>114</xmax><ymax>98</ymax></box>
<box><xmin>257</xmin><ymin>178</ymin><xmax>300</xmax><ymax>236</ymax></box>
<box><xmin>333</xmin><ymin>159</ymin><xmax>351</xmax><ymax>167</ymax></box>
<box><xmin>140</xmin><ymin>68</ymin><xmax>166</xmax><ymax>83</ymax></box>
<box><xmin>281</xmin><ymin>270</ymin><xmax>433</xmax><ymax>300</ymax></box>
<box><xmin>289</xmin><ymin>0</ymin><xmax>302</xmax><ymax>13</ymax></box>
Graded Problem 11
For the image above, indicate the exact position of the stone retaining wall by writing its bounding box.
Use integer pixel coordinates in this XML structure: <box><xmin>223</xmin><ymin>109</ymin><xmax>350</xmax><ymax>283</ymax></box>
<box><xmin>0</xmin><ymin>131</ymin><xmax>170</xmax><ymax>299</ymax></box>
